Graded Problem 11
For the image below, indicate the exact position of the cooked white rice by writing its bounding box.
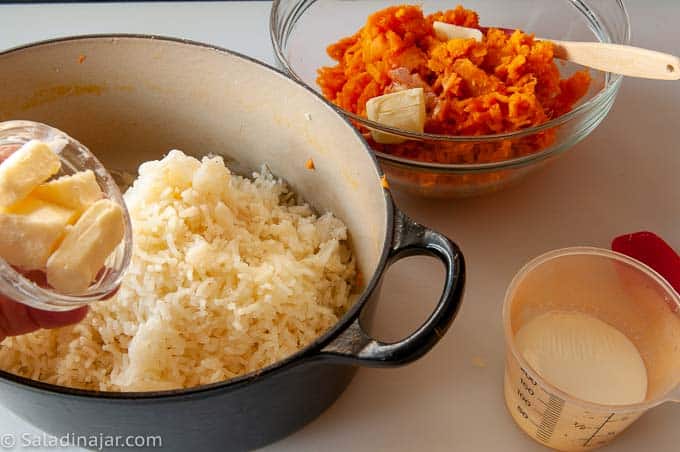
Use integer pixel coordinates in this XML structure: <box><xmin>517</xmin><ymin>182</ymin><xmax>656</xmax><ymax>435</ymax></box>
<box><xmin>0</xmin><ymin>150</ymin><xmax>356</xmax><ymax>391</ymax></box>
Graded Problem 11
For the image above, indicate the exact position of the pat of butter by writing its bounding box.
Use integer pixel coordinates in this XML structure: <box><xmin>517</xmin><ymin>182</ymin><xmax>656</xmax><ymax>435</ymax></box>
<box><xmin>0</xmin><ymin>197</ymin><xmax>76</xmax><ymax>270</ymax></box>
<box><xmin>0</xmin><ymin>140</ymin><xmax>61</xmax><ymax>207</ymax></box>
<box><xmin>433</xmin><ymin>21</ymin><xmax>483</xmax><ymax>42</ymax></box>
<box><xmin>47</xmin><ymin>199</ymin><xmax>125</xmax><ymax>294</ymax></box>
<box><xmin>366</xmin><ymin>88</ymin><xmax>426</xmax><ymax>144</ymax></box>
<box><xmin>32</xmin><ymin>170</ymin><xmax>103</xmax><ymax>212</ymax></box>
<box><xmin>515</xmin><ymin>311</ymin><xmax>647</xmax><ymax>405</ymax></box>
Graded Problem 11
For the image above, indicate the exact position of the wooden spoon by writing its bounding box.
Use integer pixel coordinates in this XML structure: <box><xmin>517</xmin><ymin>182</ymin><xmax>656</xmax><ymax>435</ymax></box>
<box><xmin>550</xmin><ymin>41</ymin><xmax>679</xmax><ymax>80</ymax></box>
<box><xmin>483</xmin><ymin>27</ymin><xmax>680</xmax><ymax>80</ymax></box>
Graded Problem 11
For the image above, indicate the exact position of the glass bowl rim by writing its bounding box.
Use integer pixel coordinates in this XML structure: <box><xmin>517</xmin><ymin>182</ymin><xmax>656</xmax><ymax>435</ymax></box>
<box><xmin>271</xmin><ymin>0</ymin><xmax>632</xmax><ymax>171</ymax></box>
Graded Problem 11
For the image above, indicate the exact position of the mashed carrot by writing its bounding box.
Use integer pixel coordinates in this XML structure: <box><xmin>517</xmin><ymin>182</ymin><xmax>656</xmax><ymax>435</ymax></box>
<box><xmin>317</xmin><ymin>5</ymin><xmax>591</xmax><ymax>165</ymax></box>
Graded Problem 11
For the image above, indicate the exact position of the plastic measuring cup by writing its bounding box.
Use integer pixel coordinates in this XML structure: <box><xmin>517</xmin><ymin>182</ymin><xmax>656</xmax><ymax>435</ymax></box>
<box><xmin>502</xmin><ymin>247</ymin><xmax>680</xmax><ymax>450</ymax></box>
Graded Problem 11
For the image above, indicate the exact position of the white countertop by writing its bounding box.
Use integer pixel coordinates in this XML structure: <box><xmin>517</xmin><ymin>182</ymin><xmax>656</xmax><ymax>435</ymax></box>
<box><xmin>0</xmin><ymin>1</ymin><xmax>678</xmax><ymax>451</ymax></box>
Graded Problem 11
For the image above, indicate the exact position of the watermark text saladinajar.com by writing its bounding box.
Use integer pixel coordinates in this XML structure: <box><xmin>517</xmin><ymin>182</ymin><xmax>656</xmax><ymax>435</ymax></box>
<box><xmin>0</xmin><ymin>432</ymin><xmax>162</xmax><ymax>450</ymax></box>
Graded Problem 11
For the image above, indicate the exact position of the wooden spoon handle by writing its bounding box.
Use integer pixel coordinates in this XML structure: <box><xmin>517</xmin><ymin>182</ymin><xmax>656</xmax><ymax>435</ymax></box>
<box><xmin>551</xmin><ymin>41</ymin><xmax>680</xmax><ymax>80</ymax></box>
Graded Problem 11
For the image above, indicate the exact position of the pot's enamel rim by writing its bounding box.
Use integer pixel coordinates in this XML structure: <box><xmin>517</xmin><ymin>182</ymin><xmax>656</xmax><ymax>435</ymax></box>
<box><xmin>0</xmin><ymin>33</ymin><xmax>395</xmax><ymax>400</ymax></box>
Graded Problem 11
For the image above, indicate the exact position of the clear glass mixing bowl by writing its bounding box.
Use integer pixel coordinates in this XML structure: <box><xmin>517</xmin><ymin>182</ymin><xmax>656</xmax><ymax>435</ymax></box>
<box><xmin>271</xmin><ymin>0</ymin><xmax>630</xmax><ymax>197</ymax></box>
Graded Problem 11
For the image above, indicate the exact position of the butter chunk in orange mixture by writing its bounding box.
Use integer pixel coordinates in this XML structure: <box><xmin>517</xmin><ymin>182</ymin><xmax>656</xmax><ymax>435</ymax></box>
<box><xmin>317</xmin><ymin>5</ymin><xmax>591</xmax><ymax>164</ymax></box>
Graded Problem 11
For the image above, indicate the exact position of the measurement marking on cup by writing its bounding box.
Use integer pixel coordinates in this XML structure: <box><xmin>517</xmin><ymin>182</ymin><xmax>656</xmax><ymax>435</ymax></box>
<box><xmin>515</xmin><ymin>404</ymin><xmax>540</xmax><ymax>428</ymax></box>
<box><xmin>535</xmin><ymin>395</ymin><xmax>565</xmax><ymax>443</ymax></box>
<box><xmin>609</xmin><ymin>416</ymin><xmax>630</xmax><ymax>423</ymax></box>
<box><xmin>520</xmin><ymin>378</ymin><xmax>535</xmax><ymax>395</ymax></box>
<box><xmin>583</xmin><ymin>413</ymin><xmax>615</xmax><ymax>447</ymax></box>
<box><xmin>517</xmin><ymin>389</ymin><xmax>532</xmax><ymax>407</ymax></box>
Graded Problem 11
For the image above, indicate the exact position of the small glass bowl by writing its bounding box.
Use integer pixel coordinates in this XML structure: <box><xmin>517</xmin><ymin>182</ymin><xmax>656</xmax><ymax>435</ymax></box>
<box><xmin>0</xmin><ymin>120</ymin><xmax>133</xmax><ymax>311</ymax></box>
<box><xmin>271</xmin><ymin>0</ymin><xmax>631</xmax><ymax>197</ymax></box>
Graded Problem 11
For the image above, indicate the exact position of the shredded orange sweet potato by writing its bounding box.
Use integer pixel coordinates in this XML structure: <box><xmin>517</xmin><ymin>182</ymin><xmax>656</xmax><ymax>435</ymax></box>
<box><xmin>317</xmin><ymin>5</ymin><xmax>591</xmax><ymax>166</ymax></box>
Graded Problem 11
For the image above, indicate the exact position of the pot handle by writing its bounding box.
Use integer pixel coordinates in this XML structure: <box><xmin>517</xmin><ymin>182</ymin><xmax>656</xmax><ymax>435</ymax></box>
<box><xmin>319</xmin><ymin>210</ymin><xmax>465</xmax><ymax>367</ymax></box>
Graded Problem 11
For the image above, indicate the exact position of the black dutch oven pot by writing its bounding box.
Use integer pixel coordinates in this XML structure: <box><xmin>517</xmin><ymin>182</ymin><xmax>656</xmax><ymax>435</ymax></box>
<box><xmin>0</xmin><ymin>36</ymin><xmax>465</xmax><ymax>451</ymax></box>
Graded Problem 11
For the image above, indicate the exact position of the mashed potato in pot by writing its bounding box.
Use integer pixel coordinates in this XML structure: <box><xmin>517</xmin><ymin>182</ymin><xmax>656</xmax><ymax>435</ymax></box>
<box><xmin>0</xmin><ymin>150</ymin><xmax>357</xmax><ymax>391</ymax></box>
